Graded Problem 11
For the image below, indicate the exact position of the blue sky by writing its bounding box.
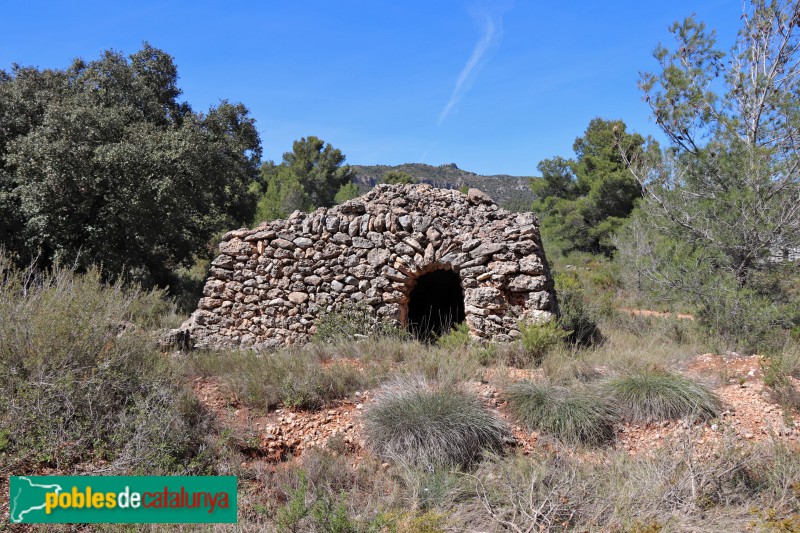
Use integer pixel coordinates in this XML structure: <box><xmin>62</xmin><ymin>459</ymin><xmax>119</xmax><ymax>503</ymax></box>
<box><xmin>2</xmin><ymin>1</ymin><xmax>741</xmax><ymax>176</ymax></box>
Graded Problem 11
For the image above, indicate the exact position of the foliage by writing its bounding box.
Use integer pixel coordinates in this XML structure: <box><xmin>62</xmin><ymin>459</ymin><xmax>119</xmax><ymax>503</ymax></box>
<box><xmin>284</xmin><ymin>136</ymin><xmax>354</xmax><ymax>207</ymax></box>
<box><xmin>333</xmin><ymin>181</ymin><xmax>360</xmax><ymax>204</ymax></box>
<box><xmin>463</xmin><ymin>440</ymin><xmax>794</xmax><ymax>532</ymax></box>
<box><xmin>312</xmin><ymin>302</ymin><xmax>406</xmax><ymax>343</ymax></box>
<box><xmin>188</xmin><ymin>349</ymin><xmax>370</xmax><ymax>411</ymax></box>
<box><xmin>762</xmin><ymin>342</ymin><xmax>800</xmax><ymax>412</ymax></box>
<box><xmin>616</xmin><ymin>1</ymin><xmax>800</xmax><ymax>346</ymax></box>
<box><xmin>269</xmin><ymin>449</ymin><xmax>400</xmax><ymax>532</ymax></box>
<box><xmin>436</xmin><ymin>321</ymin><xmax>471</xmax><ymax>350</ymax></box>
<box><xmin>517</xmin><ymin>318</ymin><xmax>571</xmax><ymax>365</ymax></box>
<box><xmin>554</xmin><ymin>272</ymin><xmax>604</xmax><ymax>346</ymax></box>
<box><xmin>0</xmin><ymin>44</ymin><xmax>260</xmax><ymax>287</ymax></box>
<box><xmin>219</xmin><ymin>379</ymin><xmax>800</xmax><ymax>531</ymax></box>
<box><xmin>274</xmin><ymin>471</ymin><xmax>311</xmax><ymax>532</ymax></box>
<box><xmin>253</xmin><ymin>165</ymin><xmax>310</xmax><ymax>222</ymax></box>
<box><xmin>500</xmin><ymin>196</ymin><xmax>532</xmax><ymax>213</ymax></box>
<box><xmin>532</xmin><ymin>118</ymin><xmax>653</xmax><ymax>256</ymax></box>
<box><xmin>0</xmin><ymin>256</ymin><xmax>210</xmax><ymax>473</ymax></box>
<box><xmin>382</xmin><ymin>170</ymin><xmax>416</xmax><ymax>185</ymax></box>
<box><xmin>505</xmin><ymin>381</ymin><xmax>616</xmax><ymax>446</ymax></box>
<box><xmin>253</xmin><ymin>136</ymin><xmax>354</xmax><ymax>224</ymax></box>
<box><xmin>604</xmin><ymin>369</ymin><xmax>721</xmax><ymax>423</ymax></box>
<box><xmin>364</xmin><ymin>377</ymin><xmax>509</xmax><ymax>469</ymax></box>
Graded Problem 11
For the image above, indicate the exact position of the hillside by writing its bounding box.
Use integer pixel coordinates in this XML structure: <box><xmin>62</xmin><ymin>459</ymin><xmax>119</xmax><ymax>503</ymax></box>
<box><xmin>351</xmin><ymin>162</ymin><xmax>536</xmax><ymax>210</ymax></box>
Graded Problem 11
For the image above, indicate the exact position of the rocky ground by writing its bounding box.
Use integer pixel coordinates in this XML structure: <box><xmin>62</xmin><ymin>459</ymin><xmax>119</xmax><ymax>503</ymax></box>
<box><xmin>4</xmin><ymin>350</ymin><xmax>796</xmax><ymax>528</ymax></box>
<box><xmin>194</xmin><ymin>351</ymin><xmax>800</xmax><ymax>472</ymax></box>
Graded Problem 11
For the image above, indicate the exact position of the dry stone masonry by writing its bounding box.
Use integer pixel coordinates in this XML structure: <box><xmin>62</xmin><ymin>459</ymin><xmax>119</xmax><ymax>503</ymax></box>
<box><xmin>180</xmin><ymin>184</ymin><xmax>557</xmax><ymax>349</ymax></box>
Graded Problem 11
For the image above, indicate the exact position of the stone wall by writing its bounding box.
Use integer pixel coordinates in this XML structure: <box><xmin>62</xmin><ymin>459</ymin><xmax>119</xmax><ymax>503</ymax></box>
<box><xmin>179</xmin><ymin>184</ymin><xmax>557</xmax><ymax>349</ymax></box>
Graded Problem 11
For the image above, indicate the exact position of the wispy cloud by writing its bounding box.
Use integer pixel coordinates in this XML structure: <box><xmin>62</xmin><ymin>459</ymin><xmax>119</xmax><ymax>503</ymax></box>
<box><xmin>438</xmin><ymin>5</ymin><xmax>508</xmax><ymax>125</ymax></box>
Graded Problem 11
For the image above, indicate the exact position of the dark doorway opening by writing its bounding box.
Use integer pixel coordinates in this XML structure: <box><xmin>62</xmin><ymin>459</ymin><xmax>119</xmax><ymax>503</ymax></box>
<box><xmin>407</xmin><ymin>269</ymin><xmax>466</xmax><ymax>342</ymax></box>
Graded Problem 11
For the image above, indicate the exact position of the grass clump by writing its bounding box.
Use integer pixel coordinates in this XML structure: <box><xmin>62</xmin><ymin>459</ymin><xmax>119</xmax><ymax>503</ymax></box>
<box><xmin>313</xmin><ymin>301</ymin><xmax>406</xmax><ymax>343</ymax></box>
<box><xmin>505</xmin><ymin>381</ymin><xmax>616</xmax><ymax>446</ymax></box>
<box><xmin>604</xmin><ymin>369</ymin><xmax>721</xmax><ymax>423</ymax></box>
<box><xmin>515</xmin><ymin>319</ymin><xmax>571</xmax><ymax>366</ymax></box>
<box><xmin>364</xmin><ymin>377</ymin><xmax>510</xmax><ymax>469</ymax></box>
<box><xmin>436</xmin><ymin>321</ymin><xmax>471</xmax><ymax>350</ymax></box>
<box><xmin>188</xmin><ymin>349</ymin><xmax>369</xmax><ymax>411</ymax></box>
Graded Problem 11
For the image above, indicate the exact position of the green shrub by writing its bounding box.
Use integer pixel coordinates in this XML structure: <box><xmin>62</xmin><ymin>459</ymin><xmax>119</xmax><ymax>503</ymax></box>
<box><xmin>191</xmin><ymin>350</ymin><xmax>370</xmax><ymax>411</ymax></box>
<box><xmin>762</xmin><ymin>342</ymin><xmax>800</xmax><ymax>386</ymax></box>
<box><xmin>0</xmin><ymin>259</ymin><xmax>209</xmax><ymax>473</ymax></box>
<box><xmin>697</xmin><ymin>287</ymin><xmax>787</xmax><ymax>354</ymax></box>
<box><xmin>436</xmin><ymin>322</ymin><xmax>471</xmax><ymax>350</ymax></box>
<box><xmin>516</xmin><ymin>319</ymin><xmax>571</xmax><ymax>366</ymax></box>
<box><xmin>604</xmin><ymin>370</ymin><xmax>721</xmax><ymax>423</ymax></box>
<box><xmin>275</xmin><ymin>471</ymin><xmax>311</xmax><ymax>532</ymax></box>
<box><xmin>268</xmin><ymin>448</ymin><xmax>399</xmax><ymax>532</ymax></box>
<box><xmin>280</xmin><ymin>361</ymin><xmax>365</xmax><ymax>410</ymax></box>
<box><xmin>762</xmin><ymin>344</ymin><xmax>800</xmax><ymax>412</ymax></box>
<box><xmin>313</xmin><ymin>301</ymin><xmax>406</xmax><ymax>343</ymax></box>
<box><xmin>556</xmin><ymin>286</ymin><xmax>603</xmax><ymax>346</ymax></box>
<box><xmin>505</xmin><ymin>381</ymin><xmax>616</xmax><ymax>446</ymax></box>
<box><xmin>364</xmin><ymin>377</ymin><xmax>510</xmax><ymax>469</ymax></box>
<box><xmin>472</xmin><ymin>342</ymin><xmax>499</xmax><ymax>366</ymax></box>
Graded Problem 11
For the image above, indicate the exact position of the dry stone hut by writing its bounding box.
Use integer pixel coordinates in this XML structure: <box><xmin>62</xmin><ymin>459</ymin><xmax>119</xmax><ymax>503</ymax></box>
<box><xmin>179</xmin><ymin>184</ymin><xmax>557</xmax><ymax>349</ymax></box>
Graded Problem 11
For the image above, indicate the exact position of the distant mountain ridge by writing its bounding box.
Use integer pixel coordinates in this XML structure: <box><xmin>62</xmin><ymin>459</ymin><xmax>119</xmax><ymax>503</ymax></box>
<box><xmin>350</xmin><ymin>163</ymin><xmax>536</xmax><ymax>210</ymax></box>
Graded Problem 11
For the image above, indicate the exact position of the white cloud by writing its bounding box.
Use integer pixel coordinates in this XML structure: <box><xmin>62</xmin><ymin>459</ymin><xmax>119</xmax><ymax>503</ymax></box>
<box><xmin>438</xmin><ymin>6</ymin><xmax>507</xmax><ymax>125</ymax></box>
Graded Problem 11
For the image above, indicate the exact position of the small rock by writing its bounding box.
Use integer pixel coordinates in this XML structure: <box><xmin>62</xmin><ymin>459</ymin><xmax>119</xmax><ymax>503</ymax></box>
<box><xmin>288</xmin><ymin>292</ymin><xmax>309</xmax><ymax>304</ymax></box>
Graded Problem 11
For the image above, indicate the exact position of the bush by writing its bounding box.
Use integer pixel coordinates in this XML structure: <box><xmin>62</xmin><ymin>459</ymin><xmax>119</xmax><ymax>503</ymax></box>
<box><xmin>313</xmin><ymin>302</ymin><xmax>406</xmax><ymax>343</ymax></box>
<box><xmin>472</xmin><ymin>342</ymin><xmax>499</xmax><ymax>367</ymax></box>
<box><xmin>364</xmin><ymin>377</ymin><xmax>509</xmax><ymax>469</ymax></box>
<box><xmin>190</xmin><ymin>349</ymin><xmax>370</xmax><ymax>411</ymax></box>
<box><xmin>436</xmin><ymin>322</ymin><xmax>471</xmax><ymax>350</ymax></box>
<box><xmin>697</xmin><ymin>287</ymin><xmax>787</xmax><ymax>354</ymax></box>
<box><xmin>762</xmin><ymin>343</ymin><xmax>800</xmax><ymax>412</ymax></box>
<box><xmin>267</xmin><ymin>449</ymin><xmax>399</xmax><ymax>532</ymax></box>
<box><xmin>505</xmin><ymin>381</ymin><xmax>616</xmax><ymax>446</ymax></box>
<box><xmin>0</xmin><ymin>258</ymin><xmax>210</xmax><ymax>473</ymax></box>
<box><xmin>557</xmin><ymin>286</ymin><xmax>603</xmax><ymax>346</ymax></box>
<box><xmin>280</xmin><ymin>360</ymin><xmax>366</xmax><ymax>410</ymax></box>
<box><xmin>763</xmin><ymin>342</ymin><xmax>800</xmax><ymax>385</ymax></box>
<box><xmin>516</xmin><ymin>319</ymin><xmax>571</xmax><ymax>366</ymax></box>
<box><xmin>604</xmin><ymin>370</ymin><xmax>721</xmax><ymax>423</ymax></box>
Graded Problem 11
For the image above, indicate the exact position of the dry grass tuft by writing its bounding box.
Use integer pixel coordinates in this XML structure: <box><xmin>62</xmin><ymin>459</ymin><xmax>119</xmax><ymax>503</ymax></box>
<box><xmin>364</xmin><ymin>376</ymin><xmax>510</xmax><ymax>469</ymax></box>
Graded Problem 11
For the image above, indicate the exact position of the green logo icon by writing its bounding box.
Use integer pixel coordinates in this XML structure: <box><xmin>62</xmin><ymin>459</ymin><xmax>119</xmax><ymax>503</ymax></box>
<box><xmin>10</xmin><ymin>476</ymin><xmax>64</xmax><ymax>523</ymax></box>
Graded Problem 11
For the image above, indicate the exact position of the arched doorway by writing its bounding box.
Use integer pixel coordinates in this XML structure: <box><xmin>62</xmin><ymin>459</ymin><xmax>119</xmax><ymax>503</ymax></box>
<box><xmin>406</xmin><ymin>269</ymin><xmax>466</xmax><ymax>342</ymax></box>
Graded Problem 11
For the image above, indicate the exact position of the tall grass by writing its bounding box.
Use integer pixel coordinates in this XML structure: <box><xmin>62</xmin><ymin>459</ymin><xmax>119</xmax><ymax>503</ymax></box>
<box><xmin>515</xmin><ymin>319</ymin><xmax>571</xmax><ymax>367</ymax></box>
<box><xmin>505</xmin><ymin>381</ymin><xmax>616</xmax><ymax>446</ymax></box>
<box><xmin>604</xmin><ymin>369</ymin><xmax>721</xmax><ymax>423</ymax></box>
<box><xmin>312</xmin><ymin>302</ymin><xmax>407</xmax><ymax>343</ymax></box>
<box><xmin>453</xmin><ymin>436</ymin><xmax>798</xmax><ymax>532</ymax></box>
<box><xmin>364</xmin><ymin>376</ymin><xmax>510</xmax><ymax>469</ymax></box>
<box><xmin>0</xmin><ymin>257</ymin><xmax>209</xmax><ymax>473</ymax></box>
<box><xmin>186</xmin><ymin>349</ymin><xmax>372</xmax><ymax>411</ymax></box>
